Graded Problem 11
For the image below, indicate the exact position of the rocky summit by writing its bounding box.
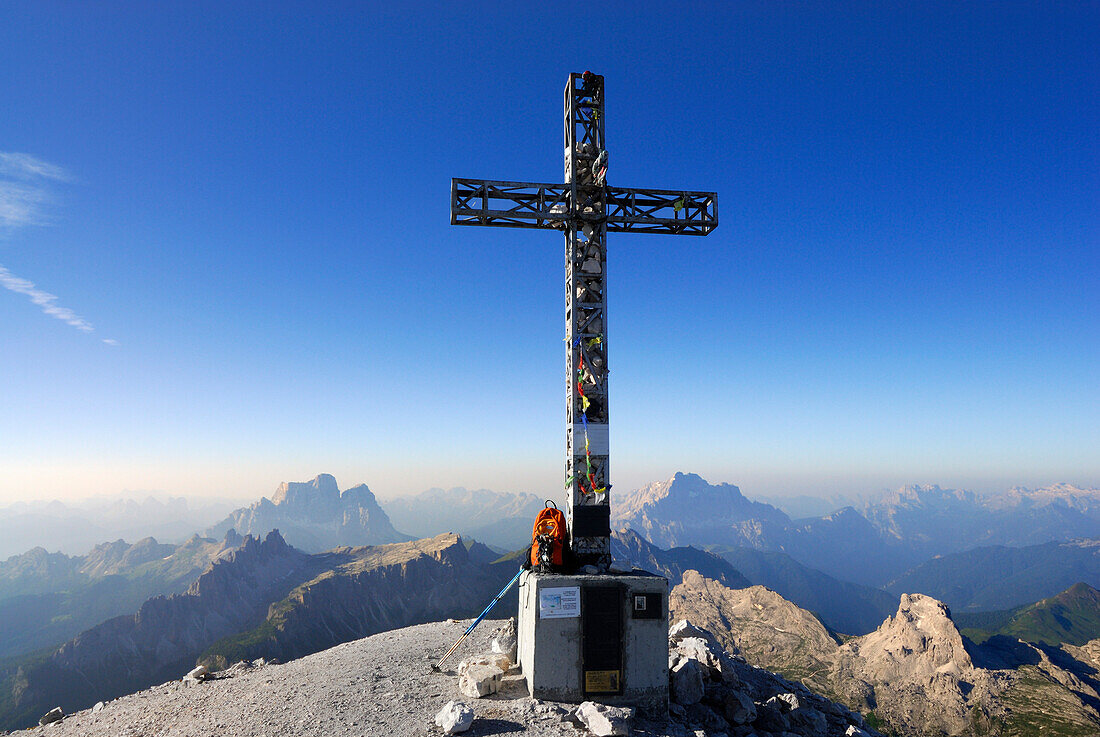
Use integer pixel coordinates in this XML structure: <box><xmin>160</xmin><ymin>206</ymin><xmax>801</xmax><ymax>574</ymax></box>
<box><xmin>205</xmin><ymin>473</ymin><xmax>410</xmax><ymax>552</ymax></box>
<box><xmin>671</xmin><ymin>570</ymin><xmax>1100</xmax><ymax>736</ymax></box>
<box><xmin>12</xmin><ymin>617</ymin><xmax>877</xmax><ymax>737</ymax></box>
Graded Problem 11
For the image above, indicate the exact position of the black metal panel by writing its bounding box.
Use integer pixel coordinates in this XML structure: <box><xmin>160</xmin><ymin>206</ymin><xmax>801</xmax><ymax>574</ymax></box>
<box><xmin>571</xmin><ymin>504</ymin><xmax>610</xmax><ymax>538</ymax></box>
<box><xmin>582</xmin><ymin>585</ymin><xmax>623</xmax><ymax>695</ymax></box>
<box><xmin>631</xmin><ymin>592</ymin><xmax>663</xmax><ymax>620</ymax></box>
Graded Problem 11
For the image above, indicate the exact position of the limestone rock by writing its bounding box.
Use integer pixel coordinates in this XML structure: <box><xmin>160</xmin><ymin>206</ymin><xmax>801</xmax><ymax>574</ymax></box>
<box><xmin>670</xmin><ymin>572</ymin><xmax>837</xmax><ymax>682</ymax></box>
<box><xmin>670</xmin><ymin>657</ymin><xmax>706</xmax><ymax>705</ymax></box>
<box><xmin>490</xmin><ymin>617</ymin><xmax>517</xmax><ymax>661</ymax></box>
<box><xmin>92</xmin><ymin>701</ymin><xmax>105</xmax><ymax>713</ymax></box>
<box><xmin>575</xmin><ymin>701</ymin><xmax>634</xmax><ymax>736</ymax></box>
<box><xmin>669</xmin><ymin>619</ymin><xmax>718</xmax><ymax>647</ymax></box>
<box><xmin>39</xmin><ymin>706</ymin><xmax>64</xmax><ymax>726</ymax></box>
<box><xmin>182</xmin><ymin>664</ymin><xmax>209</xmax><ymax>686</ymax></box>
<box><xmin>434</xmin><ymin>700</ymin><xmax>474</xmax><ymax>734</ymax></box>
<box><xmin>767</xmin><ymin>692</ymin><xmax>799</xmax><ymax>712</ymax></box>
<box><xmin>752</xmin><ymin>700</ymin><xmax>790</xmax><ymax>733</ymax></box>
<box><xmin>722</xmin><ymin>691</ymin><xmax>756</xmax><ymax>725</ymax></box>
<box><xmin>457</xmin><ymin>663</ymin><xmax>503</xmax><ymax>698</ymax></box>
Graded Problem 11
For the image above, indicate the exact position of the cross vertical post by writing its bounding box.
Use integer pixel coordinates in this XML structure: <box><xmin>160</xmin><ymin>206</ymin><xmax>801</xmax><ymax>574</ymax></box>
<box><xmin>564</xmin><ymin>72</ymin><xmax>611</xmax><ymax>569</ymax></box>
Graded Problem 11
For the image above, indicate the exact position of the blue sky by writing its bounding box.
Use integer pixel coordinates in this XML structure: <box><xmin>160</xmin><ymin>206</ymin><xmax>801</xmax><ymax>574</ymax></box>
<box><xmin>0</xmin><ymin>1</ymin><xmax>1096</xmax><ymax>503</ymax></box>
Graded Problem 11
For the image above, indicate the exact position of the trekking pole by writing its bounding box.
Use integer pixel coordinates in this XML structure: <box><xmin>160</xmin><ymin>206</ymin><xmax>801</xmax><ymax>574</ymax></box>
<box><xmin>432</xmin><ymin>567</ymin><xmax>524</xmax><ymax>672</ymax></box>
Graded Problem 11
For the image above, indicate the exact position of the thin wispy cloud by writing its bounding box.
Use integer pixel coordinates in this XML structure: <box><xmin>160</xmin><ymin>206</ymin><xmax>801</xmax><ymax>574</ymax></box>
<box><xmin>0</xmin><ymin>265</ymin><xmax>94</xmax><ymax>332</ymax></box>
<box><xmin>0</xmin><ymin>152</ymin><xmax>117</xmax><ymax>344</ymax></box>
<box><xmin>0</xmin><ymin>152</ymin><xmax>72</xmax><ymax>182</ymax></box>
<box><xmin>0</xmin><ymin>153</ymin><xmax>71</xmax><ymax>229</ymax></box>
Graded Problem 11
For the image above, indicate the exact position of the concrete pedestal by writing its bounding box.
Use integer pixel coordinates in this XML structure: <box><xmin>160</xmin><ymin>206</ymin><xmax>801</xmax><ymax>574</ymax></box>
<box><xmin>517</xmin><ymin>570</ymin><xmax>669</xmax><ymax>716</ymax></box>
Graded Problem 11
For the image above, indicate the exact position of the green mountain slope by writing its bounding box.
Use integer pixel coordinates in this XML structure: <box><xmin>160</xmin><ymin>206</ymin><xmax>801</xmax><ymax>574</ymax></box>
<box><xmin>888</xmin><ymin>540</ymin><xmax>1100</xmax><ymax>612</ymax></box>
<box><xmin>959</xmin><ymin>583</ymin><xmax>1100</xmax><ymax>647</ymax></box>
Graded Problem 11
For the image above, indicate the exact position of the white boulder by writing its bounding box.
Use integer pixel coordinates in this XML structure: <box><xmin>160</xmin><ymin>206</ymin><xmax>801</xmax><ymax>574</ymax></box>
<box><xmin>434</xmin><ymin>700</ymin><xmax>474</xmax><ymax>734</ymax></box>
<box><xmin>458</xmin><ymin>663</ymin><xmax>504</xmax><ymax>698</ymax></box>
<box><xmin>182</xmin><ymin>664</ymin><xmax>209</xmax><ymax>686</ymax></box>
<box><xmin>670</xmin><ymin>657</ymin><xmax>706</xmax><ymax>705</ymax></box>
<box><xmin>491</xmin><ymin>618</ymin><xmax>517</xmax><ymax>660</ymax></box>
<box><xmin>575</xmin><ymin>701</ymin><xmax>634</xmax><ymax>736</ymax></box>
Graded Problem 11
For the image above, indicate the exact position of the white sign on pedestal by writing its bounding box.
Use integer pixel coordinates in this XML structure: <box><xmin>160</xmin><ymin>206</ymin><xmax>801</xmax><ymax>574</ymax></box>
<box><xmin>539</xmin><ymin>586</ymin><xmax>581</xmax><ymax>618</ymax></box>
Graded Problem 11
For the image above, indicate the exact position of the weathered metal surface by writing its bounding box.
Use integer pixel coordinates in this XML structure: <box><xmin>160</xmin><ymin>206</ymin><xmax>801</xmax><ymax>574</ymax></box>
<box><xmin>450</xmin><ymin>179</ymin><xmax>718</xmax><ymax>235</ymax></box>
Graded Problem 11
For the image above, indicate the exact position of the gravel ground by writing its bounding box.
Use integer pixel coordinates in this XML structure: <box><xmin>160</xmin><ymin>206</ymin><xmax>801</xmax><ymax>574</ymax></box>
<box><xmin>16</xmin><ymin>619</ymin><xmax>660</xmax><ymax>737</ymax></box>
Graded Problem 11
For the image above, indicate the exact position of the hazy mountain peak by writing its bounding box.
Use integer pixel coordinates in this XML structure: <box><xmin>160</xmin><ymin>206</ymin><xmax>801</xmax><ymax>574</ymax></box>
<box><xmin>270</xmin><ymin>473</ymin><xmax>340</xmax><ymax>508</ymax></box>
<box><xmin>611</xmin><ymin>472</ymin><xmax>789</xmax><ymax>548</ymax></box>
<box><xmin>205</xmin><ymin>475</ymin><xmax>408</xmax><ymax>552</ymax></box>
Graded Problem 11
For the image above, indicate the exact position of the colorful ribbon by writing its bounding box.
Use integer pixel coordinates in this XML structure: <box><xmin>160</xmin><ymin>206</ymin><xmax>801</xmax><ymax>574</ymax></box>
<box><xmin>571</xmin><ymin>336</ymin><xmax>607</xmax><ymax>499</ymax></box>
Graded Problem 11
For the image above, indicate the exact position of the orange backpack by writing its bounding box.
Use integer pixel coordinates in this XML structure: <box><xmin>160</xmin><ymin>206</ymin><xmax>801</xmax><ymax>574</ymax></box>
<box><xmin>529</xmin><ymin>500</ymin><xmax>567</xmax><ymax>571</ymax></box>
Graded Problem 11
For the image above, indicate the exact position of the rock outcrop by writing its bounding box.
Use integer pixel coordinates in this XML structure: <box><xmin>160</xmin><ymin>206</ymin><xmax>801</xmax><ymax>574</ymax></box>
<box><xmin>670</xmin><ymin>569</ymin><xmax>1100</xmax><ymax>736</ymax></box>
<box><xmin>670</xmin><ymin>570</ymin><xmax>840</xmax><ymax>686</ymax></box>
<box><xmin>205</xmin><ymin>474</ymin><xmax>410</xmax><ymax>552</ymax></box>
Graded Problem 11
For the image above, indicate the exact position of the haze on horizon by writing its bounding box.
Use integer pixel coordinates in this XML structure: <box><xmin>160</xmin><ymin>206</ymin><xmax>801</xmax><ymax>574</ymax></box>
<box><xmin>1</xmin><ymin>3</ymin><xmax>1096</xmax><ymax>506</ymax></box>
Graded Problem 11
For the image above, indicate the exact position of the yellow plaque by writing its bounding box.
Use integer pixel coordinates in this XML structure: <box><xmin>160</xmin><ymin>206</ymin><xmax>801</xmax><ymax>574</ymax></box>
<box><xmin>584</xmin><ymin>670</ymin><xmax>621</xmax><ymax>692</ymax></box>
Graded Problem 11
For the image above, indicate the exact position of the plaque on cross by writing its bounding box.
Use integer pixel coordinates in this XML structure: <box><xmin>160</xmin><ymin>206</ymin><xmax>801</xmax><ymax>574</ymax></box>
<box><xmin>450</xmin><ymin>72</ymin><xmax>718</xmax><ymax>571</ymax></box>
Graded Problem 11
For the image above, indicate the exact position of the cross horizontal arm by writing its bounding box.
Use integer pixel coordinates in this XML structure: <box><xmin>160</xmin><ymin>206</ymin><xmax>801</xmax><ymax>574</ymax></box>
<box><xmin>451</xmin><ymin>178</ymin><xmax>718</xmax><ymax>235</ymax></box>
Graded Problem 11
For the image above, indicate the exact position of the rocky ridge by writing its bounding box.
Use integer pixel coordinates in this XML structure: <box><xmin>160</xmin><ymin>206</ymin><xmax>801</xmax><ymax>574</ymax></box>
<box><xmin>670</xmin><ymin>570</ymin><xmax>1100</xmax><ymax>736</ymax></box>
<box><xmin>0</xmin><ymin>531</ymin><xmax>243</xmax><ymax>660</ymax></box>
<box><xmin>0</xmin><ymin>531</ymin><xmax>515</xmax><ymax>731</ymax></box>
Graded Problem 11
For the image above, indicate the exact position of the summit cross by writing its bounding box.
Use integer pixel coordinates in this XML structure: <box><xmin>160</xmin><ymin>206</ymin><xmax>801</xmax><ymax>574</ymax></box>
<box><xmin>450</xmin><ymin>72</ymin><xmax>718</xmax><ymax>571</ymax></box>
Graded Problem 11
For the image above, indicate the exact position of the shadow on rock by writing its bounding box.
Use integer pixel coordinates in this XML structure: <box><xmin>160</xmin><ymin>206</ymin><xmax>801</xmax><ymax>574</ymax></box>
<box><xmin>467</xmin><ymin>718</ymin><xmax>526</xmax><ymax>735</ymax></box>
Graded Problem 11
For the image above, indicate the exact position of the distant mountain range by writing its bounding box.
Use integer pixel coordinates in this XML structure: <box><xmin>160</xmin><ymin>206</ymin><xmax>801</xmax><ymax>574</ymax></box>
<box><xmin>0</xmin><ymin>496</ymin><xmax>236</xmax><ymax>559</ymax></box>
<box><xmin>956</xmin><ymin>582</ymin><xmax>1100</xmax><ymax>647</ymax></box>
<box><xmin>0</xmin><ymin>530</ymin><xmax>514</xmax><ymax>731</ymax></box>
<box><xmin>612</xmin><ymin>472</ymin><xmax>1100</xmax><ymax>588</ymax></box>
<box><xmin>381</xmin><ymin>487</ymin><xmax>546</xmax><ymax>551</ymax></box>
<box><xmin>204</xmin><ymin>474</ymin><xmax>410</xmax><ymax>552</ymax></box>
<box><xmin>0</xmin><ymin>531</ymin><xmax>242</xmax><ymax>659</ymax></box>
<box><xmin>610</xmin><ymin>528</ymin><xmax>892</xmax><ymax>635</ymax></box>
<box><xmin>887</xmin><ymin>539</ymin><xmax>1100</xmax><ymax>612</ymax></box>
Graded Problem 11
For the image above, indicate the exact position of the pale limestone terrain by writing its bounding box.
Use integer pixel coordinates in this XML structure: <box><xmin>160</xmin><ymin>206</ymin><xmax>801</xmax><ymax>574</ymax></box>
<box><xmin>670</xmin><ymin>571</ymin><xmax>1100</xmax><ymax>737</ymax></box>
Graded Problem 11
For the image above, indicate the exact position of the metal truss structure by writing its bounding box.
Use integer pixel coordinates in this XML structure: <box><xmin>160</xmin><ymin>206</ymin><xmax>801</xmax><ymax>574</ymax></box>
<box><xmin>449</xmin><ymin>72</ymin><xmax>718</xmax><ymax>570</ymax></box>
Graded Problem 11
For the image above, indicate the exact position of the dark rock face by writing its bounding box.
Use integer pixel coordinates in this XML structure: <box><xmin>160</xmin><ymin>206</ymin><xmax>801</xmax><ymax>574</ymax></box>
<box><xmin>205</xmin><ymin>474</ymin><xmax>410</xmax><ymax>552</ymax></box>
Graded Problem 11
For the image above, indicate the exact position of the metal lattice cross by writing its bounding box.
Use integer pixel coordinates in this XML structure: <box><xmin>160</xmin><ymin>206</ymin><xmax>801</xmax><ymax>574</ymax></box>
<box><xmin>450</xmin><ymin>72</ymin><xmax>718</xmax><ymax>570</ymax></box>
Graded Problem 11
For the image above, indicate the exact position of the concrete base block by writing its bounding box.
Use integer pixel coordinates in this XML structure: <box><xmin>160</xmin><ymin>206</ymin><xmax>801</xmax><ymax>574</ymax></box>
<box><xmin>516</xmin><ymin>570</ymin><xmax>669</xmax><ymax>717</ymax></box>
